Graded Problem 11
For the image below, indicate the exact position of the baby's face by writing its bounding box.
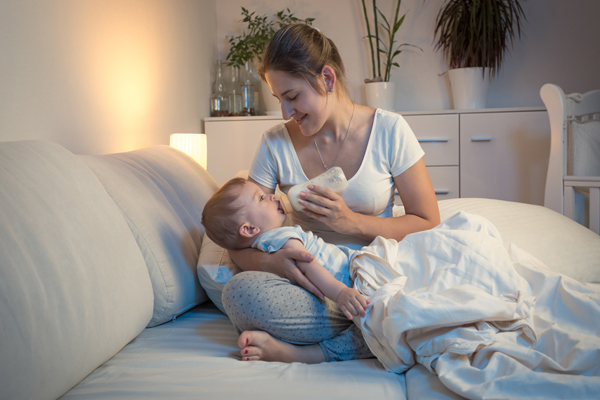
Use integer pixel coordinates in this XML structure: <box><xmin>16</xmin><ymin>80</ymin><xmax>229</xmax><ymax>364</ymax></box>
<box><xmin>236</xmin><ymin>181</ymin><xmax>287</xmax><ymax>234</ymax></box>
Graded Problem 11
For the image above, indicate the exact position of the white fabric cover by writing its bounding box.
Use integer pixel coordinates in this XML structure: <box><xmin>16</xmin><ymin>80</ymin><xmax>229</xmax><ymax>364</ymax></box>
<box><xmin>406</xmin><ymin>365</ymin><xmax>464</xmax><ymax>400</ymax></box>
<box><xmin>433</xmin><ymin>245</ymin><xmax>600</xmax><ymax>399</ymax></box>
<box><xmin>197</xmin><ymin>234</ymin><xmax>240</xmax><ymax>314</ymax></box>
<box><xmin>0</xmin><ymin>141</ymin><xmax>154</xmax><ymax>400</ymax></box>
<box><xmin>436</xmin><ymin>198</ymin><xmax>600</xmax><ymax>283</ymax></box>
<box><xmin>80</xmin><ymin>146</ymin><xmax>219</xmax><ymax>326</ymax></box>
<box><xmin>353</xmin><ymin>212</ymin><xmax>600</xmax><ymax>399</ymax></box>
<box><xmin>63</xmin><ymin>303</ymin><xmax>407</xmax><ymax>400</ymax></box>
<box><xmin>352</xmin><ymin>213</ymin><xmax>537</xmax><ymax>375</ymax></box>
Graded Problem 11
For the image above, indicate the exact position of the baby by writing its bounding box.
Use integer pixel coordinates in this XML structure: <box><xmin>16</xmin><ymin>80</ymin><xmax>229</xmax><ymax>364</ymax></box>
<box><xmin>201</xmin><ymin>177</ymin><xmax>369</xmax><ymax>320</ymax></box>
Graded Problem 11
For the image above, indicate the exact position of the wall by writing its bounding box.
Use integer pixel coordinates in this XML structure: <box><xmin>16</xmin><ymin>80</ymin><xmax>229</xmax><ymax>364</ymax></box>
<box><xmin>216</xmin><ymin>0</ymin><xmax>600</xmax><ymax>111</ymax></box>
<box><xmin>0</xmin><ymin>0</ymin><xmax>216</xmax><ymax>155</ymax></box>
<box><xmin>2</xmin><ymin>0</ymin><xmax>598</xmax><ymax>154</ymax></box>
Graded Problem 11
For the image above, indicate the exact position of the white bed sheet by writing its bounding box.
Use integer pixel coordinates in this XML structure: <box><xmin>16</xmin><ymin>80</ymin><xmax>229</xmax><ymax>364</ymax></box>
<box><xmin>353</xmin><ymin>212</ymin><xmax>600</xmax><ymax>399</ymax></box>
<box><xmin>62</xmin><ymin>303</ymin><xmax>407</xmax><ymax>400</ymax></box>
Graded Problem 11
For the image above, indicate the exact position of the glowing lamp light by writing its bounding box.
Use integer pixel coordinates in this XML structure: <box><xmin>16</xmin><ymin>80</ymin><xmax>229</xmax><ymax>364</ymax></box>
<box><xmin>170</xmin><ymin>133</ymin><xmax>208</xmax><ymax>170</ymax></box>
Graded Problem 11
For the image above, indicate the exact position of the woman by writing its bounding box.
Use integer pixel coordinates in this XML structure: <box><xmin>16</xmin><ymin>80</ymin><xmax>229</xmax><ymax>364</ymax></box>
<box><xmin>222</xmin><ymin>24</ymin><xmax>440</xmax><ymax>364</ymax></box>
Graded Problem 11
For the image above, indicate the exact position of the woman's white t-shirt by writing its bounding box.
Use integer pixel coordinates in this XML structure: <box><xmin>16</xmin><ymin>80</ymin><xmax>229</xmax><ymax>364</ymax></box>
<box><xmin>249</xmin><ymin>108</ymin><xmax>424</xmax><ymax>249</ymax></box>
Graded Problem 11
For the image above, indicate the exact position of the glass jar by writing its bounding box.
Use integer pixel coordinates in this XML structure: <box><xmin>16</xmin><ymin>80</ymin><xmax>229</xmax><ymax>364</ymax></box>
<box><xmin>210</xmin><ymin>60</ymin><xmax>229</xmax><ymax>117</ymax></box>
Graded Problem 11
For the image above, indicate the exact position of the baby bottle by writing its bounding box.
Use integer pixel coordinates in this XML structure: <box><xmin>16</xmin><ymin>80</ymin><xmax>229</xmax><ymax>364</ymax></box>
<box><xmin>279</xmin><ymin>167</ymin><xmax>348</xmax><ymax>214</ymax></box>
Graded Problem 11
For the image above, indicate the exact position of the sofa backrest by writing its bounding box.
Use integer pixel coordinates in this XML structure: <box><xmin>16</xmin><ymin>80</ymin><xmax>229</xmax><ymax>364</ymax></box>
<box><xmin>0</xmin><ymin>141</ymin><xmax>154</xmax><ymax>400</ymax></box>
<box><xmin>80</xmin><ymin>146</ymin><xmax>219</xmax><ymax>327</ymax></box>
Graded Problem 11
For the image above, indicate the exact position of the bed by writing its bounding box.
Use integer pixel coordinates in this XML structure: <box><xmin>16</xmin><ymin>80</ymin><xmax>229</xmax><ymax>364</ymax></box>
<box><xmin>67</xmin><ymin>197</ymin><xmax>600</xmax><ymax>400</ymax></box>
<box><xmin>3</xmin><ymin>140</ymin><xmax>598</xmax><ymax>400</ymax></box>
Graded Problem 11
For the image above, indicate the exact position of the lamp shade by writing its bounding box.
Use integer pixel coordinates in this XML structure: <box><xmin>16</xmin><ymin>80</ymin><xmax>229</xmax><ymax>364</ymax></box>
<box><xmin>169</xmin><ymin>133</ymin><xmax>207</xmax><ymax>170</ymax></box>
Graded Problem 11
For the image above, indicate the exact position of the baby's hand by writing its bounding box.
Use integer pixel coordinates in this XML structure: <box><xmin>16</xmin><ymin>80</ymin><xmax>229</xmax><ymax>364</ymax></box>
<box><xmin>336</xmin><ymin>287</ymin><xmax>370</xmax><ymax>320</ymax></box>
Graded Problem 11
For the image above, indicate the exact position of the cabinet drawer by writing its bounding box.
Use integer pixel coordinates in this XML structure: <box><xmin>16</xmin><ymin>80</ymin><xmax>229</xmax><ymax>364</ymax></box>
<box><xmin>395</xmin><ymin>166</ymin><xmax>459</xmax><ymax>204</ymax></box>
<box><xmin>403</xmin><ymin>114</ymin><xmax>459</xmax><ymax>166</ymax></box>
<box><xmin>428</xmin><ymin>166</ymin><xmax>460</xmax><ymax>200</ymax></box>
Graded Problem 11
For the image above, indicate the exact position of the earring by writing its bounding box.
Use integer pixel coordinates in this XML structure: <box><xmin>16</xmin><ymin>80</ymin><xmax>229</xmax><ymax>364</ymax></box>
<box><xmin>329</xmin><ymin>89</ymin><xmax>333</xmax><ymax>93</ymax></box>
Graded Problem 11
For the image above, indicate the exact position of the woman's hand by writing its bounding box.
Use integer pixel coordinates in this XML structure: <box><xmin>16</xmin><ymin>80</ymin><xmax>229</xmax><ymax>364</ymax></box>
<box><xmin>298</xmin><ymin>185</ymin><xmax>359</xmax><ymax>235</ymax></box>
<box><xmin>335</xmin><ymin>287</ymin><xmax>369</xmax><ymax>320</ymax></box>
<box><xmin>261</xmin><ymin>249</ymin><xmax>324</xmax><ymax>300</ymax></box>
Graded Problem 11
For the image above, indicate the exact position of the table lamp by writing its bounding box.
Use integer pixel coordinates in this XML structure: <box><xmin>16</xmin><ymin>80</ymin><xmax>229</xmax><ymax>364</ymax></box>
<box><xmin>169</xmin><ymin>133</ymin><xmax>207</xmax><ymax>170</ymax></box>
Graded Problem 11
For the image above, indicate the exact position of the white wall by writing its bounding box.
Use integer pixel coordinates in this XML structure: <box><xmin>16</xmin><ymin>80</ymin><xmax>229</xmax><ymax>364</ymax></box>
<box><xmin>0</xmin><ymin>0</ymin><xmax>216</xmax><ymax>155</ymax></box>
<box><xmin>216</xmin><ymin>0</ymin><xmax>600</xmax><ymax>111</ymax></box>
<box><xmin>2</xmin><ymin>0</ymin><xmax>599</xmax><ymax>154</ymax></box>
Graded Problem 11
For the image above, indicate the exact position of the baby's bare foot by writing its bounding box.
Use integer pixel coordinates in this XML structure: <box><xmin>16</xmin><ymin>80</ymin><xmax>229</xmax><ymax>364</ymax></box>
<box><xmin>238</xmin><ymin>331</ymin><xmax>326</xmax><ymax>364</ymax></box>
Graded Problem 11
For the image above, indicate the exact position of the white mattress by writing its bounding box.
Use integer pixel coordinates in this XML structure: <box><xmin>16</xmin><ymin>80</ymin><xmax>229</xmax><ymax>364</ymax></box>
<box><xmin>64</xmin><ymin>198</ymin><xmax>600</xmax><ymax>400</ymax></box>
<box><xmin>62</xmin><ymin>303</ymin><xmax>407</xmax><ymax>400</ymax></box>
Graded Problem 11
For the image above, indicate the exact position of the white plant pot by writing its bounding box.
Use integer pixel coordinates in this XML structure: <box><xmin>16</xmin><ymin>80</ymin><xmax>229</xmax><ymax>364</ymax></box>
<box><xmin>364</xmin><ymin>82</ymin><xmax>397</xmax><ymax>111</ymax></box>
<box><xmin>448</xmin><ymin>67</ymin><xmax>489</xmax><ymax>109</ymax></box>
<box><xmin>261</xmin><ymin>81</ymin><xmax>282</xmax><ymax>116</ymax></box>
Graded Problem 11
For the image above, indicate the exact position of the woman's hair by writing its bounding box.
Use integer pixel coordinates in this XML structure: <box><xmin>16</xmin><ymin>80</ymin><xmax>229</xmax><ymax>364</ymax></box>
<box><xmin>201</xmin><ymin>177</ymin><xmax>248</xmax><ymax>250</ymax></box>
<box><xmin>258</xmin><ymin>24</ymin><xmax>348</xmax><ymax>96</ymax></box>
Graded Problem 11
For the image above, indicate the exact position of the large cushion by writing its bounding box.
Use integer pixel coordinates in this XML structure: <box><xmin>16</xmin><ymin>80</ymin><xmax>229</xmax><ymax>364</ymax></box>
<box><xmin>80</xmin><ymin>146</ymin><xmax>219</xmax><ymax>326</ymax></box>
<box><xmin>0</xmin><ymin>141</ymin><xmax>154</xmax><ymax>400</ymax></box>
<box><xmin>436</xmin><ymin>198</ymin><xmax>600</xmax><ymax>283</ymax></box>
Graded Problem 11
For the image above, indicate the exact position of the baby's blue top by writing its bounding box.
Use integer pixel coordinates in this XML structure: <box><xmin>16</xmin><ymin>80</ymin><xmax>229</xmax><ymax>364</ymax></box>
<box><xmin>252</xmin><ymin>225</ymin><xmax>356</xmax><ymax>287</ymax></box>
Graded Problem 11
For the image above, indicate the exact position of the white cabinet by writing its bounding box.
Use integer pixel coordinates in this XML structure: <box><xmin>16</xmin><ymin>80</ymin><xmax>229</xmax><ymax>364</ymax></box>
<box><xmin>204</xmin><ymin>107</ymin><xmax>550</xmax><ymax>205</ymax></box>
<box><xmin>204</xmin><ymin>116</ymin><xmax>282</xmax><ymax>185</ymax></box>
<box><xmin>403</xmin><ymin>114</ymin><xmax>460</xmax><ymax>202</ymax></box>
<box><xmin>460</xmin><ymin>111</ymin><xmax>550</xmax><ymax>204</ymax></box>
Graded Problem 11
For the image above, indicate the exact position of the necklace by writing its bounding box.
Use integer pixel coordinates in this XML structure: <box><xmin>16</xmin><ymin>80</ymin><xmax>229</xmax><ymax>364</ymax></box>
<box><xmin>314</xmin><ymin>102</ymin><xmax>356</xmax><ymax>170</ymax></box>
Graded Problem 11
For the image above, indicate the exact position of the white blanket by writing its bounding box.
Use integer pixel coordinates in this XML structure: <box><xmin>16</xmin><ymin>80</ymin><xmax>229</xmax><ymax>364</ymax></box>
<box><xmin>351</xmin><ymin>212</ymin><xmax>600</xmax><ymax>400</ymax></box>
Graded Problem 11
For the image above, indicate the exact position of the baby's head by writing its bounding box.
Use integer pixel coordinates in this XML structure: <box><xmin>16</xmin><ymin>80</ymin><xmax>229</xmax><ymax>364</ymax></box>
<box><xmin>202</xmin><ymin>178</ymin><xmax>287</xmax><ymax>250</ymax></box>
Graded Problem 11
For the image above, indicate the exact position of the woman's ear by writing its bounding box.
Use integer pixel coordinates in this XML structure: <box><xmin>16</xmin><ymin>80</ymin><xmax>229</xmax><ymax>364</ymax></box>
<box><xmin>239</xmin><ymin>223</ymin><xmax>260</xmax><ymax>239</ymax></box>
<box><xmin>321</xmin><ymin>65</ymin><xmax>336</xmax><ymax>93</ymax></box>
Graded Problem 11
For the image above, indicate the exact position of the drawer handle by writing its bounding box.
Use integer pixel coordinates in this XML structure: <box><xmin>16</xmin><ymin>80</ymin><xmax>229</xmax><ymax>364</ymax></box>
<box><xmin>395</xmin><ymin>189</ymin><xmax>450</xmax><ymax>195</ymax></box>
<box><xmin>418</xmin><ymin>138</ymin><xmax>449</xmax><ymax>143</ymax></box>
<box><xmin>471</xmin><ymin>137</ymin><xmax>492</xmax><ymax>142</ymax></box>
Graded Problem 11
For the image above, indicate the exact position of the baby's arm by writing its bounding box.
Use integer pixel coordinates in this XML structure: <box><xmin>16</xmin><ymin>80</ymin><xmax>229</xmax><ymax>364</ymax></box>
<box><xmin>281</xmin><ymin>239</ymin><xmax>369</xmax><ymax>320</ymax></box>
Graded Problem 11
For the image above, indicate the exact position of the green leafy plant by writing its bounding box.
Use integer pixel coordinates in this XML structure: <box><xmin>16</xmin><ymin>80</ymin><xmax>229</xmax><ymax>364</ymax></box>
<box><xmin>433</xmin><ymin>0</ymin><xmax>526</xmax><ymax>78</ymax></box>
<box><xmin>226</xmin><ymin>7</ymin><xmax>315</xmax><ymax>69</ymax></box>
<box><xmin>361</xmin><ymin>0</ymin><xmax>421</xmax><ymax>82</ymax></box>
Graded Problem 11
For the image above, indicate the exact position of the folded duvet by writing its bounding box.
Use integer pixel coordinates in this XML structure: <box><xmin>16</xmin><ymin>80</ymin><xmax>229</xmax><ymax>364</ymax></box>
<box><xmin>351</xmin><ymin>212</ymin><xmax>600</xmax><ymax>400</ymax></box>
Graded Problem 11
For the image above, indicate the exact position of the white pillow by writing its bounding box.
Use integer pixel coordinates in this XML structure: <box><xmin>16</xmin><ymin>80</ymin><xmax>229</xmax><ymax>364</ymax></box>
<box><xmin>436</xmin><ymin>198</ymin><xmax>600</xmax><ymax>283</ymax></box>
<box><xmin>197</xmin><ymin>234</ymin><xmax>241</xmax><ymax>314</ymax></box>
<box><xmin>81</xmin><ymin>146</ymin><xmax>219</xmax><ymax>326</ymax></box>
<box><xmin>0</xmin><ymin>141</ymin><xmax>154</xmax><ymax>400</ymax></box>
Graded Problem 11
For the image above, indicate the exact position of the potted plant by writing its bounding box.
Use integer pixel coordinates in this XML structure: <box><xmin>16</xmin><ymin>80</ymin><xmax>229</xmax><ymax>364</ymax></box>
<box><xmin>433</xmin><ymin>0</ymin><xmax>526</xmax><ymax>109</ymax></box>
<box><xmin>226</xmin><ymin>8</ymin><xmax>315</xmax><ymax>115</ymax></box>
<box><xmin>360</xmin><ymin>0</ymin><xmax>420</xmax><ymax>111</ymax></box>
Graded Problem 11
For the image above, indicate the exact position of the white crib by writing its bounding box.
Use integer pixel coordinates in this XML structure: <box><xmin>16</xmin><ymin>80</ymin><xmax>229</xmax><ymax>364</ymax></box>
<box><xmin>541</xmin><ymin>83</ymin><xmax>600</xmax><ymax>234</ymax></box>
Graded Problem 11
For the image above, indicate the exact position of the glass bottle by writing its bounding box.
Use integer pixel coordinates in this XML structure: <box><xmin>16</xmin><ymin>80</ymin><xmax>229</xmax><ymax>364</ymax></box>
<box><xmin>227</xmin><ymin>66</ymin><xmax>242</xmax><ymax>116</ymax></box>
<box><xmin>210</xmin><ymin>60</ymin><xmax>229</xmax><ymax>117</ymax></box>
<box><xmin>244</xmin><ymin>60</ymin><xmax>261</xmax><ymax>115</ymax></box>
<box><xmin>279</xmin><ymin>167</ymin><xmax>348</xmax><ymax>214</ymax></box>
<box><xmin>240</xmin><ymin>61</ymin><xmax>256</xmax><ymax>116</ymax></box>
